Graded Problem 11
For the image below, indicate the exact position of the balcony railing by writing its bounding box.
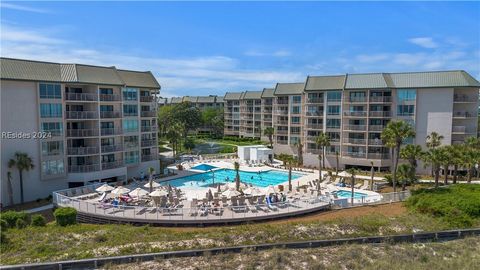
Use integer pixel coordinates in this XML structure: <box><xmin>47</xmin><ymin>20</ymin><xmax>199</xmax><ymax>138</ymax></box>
<box><xmin>100</xmin><ymin>111</ymin><xmax>122</xmax><ymax>118</ymax></box>
<box><xmin>68</xmin><ymin>164</ymin><xmax>100</xmax><ymax>173</ymax></box>
<box><xmin>343</xmin><ymin>125</ymin><xmax>366</xmax><ymax>131</ymax></box>
<box><xmin>369</xmin><ymin>125</ymin><xmax>386</xmax><ymax>132</ymax></box>
<box><xmin>368</xmin><ymin>139</ymin><xmax>383</xmax><ymax>145</ymax></box>
<box><xmin>141</xmin><ymin>111</ymin><xmax>156</xmax><ymax>117</ymax></box>
<box><xmin>125</xmin><ymin>143</ymin><xmax>139</xmax><ymax>149</ymax></box>
<box><xmin>452</xmin><ymin>126</ymin><xmax>467</xmax><ymax>133</ymax></box>
<box><xmin>454</xmin><ymin>95</ymin><xmax>476</xmax><ymax>103</ymax></box>
<box><xmin>369</xmin><ymin>111</ymin><xmax>391</xmax><ymax>117</ymax></box>
<box><xmin>453</xmin><ymin>111</ymin><xmax>475</xmax><ymax>118</ymax></box>
<box><xmin>347</xmin><ymin>97</ymin><xmax>367</xmax><ymax>103</ymax></box>
<box><xmin>43</xmin><ymin>129</ymin><xmax>63</xmax><ymax>137</ymax></box>
<box><xmin>101</xmin><ymin>144</ymin><xmax>123</xmax><ymax>153</ymax></box>
<box><xmin>368</xmin><ymin>153</ymin><xmax>390</xmax><ymax>159</ymax></box>
<box><xmin>141</xmin><ymin>126</ymin><xmax>158</xmax><ymax>132</ymax></box>
<box><xmin>306</xmin><ymin>111</ymin><xmax>323</xmax><ymax>116</ymax></box>
<box><xmin>101</xmin><ymin>128</ymin><xmax>123</xmax><ymax>136</ymax></box>
<box><xmin>276</xmin><ymin>120</ymin><xmax>289</xmax><ymax>125</ymax></box>
<box><xmin>125</xmin><ymin>158</ymin><xmax>140</xmax><ymax>165</ymax></box>
<box><xmin>306</xmin><ymin>124</ymin><xmax>323</xmax><ymax>129</ymax></box>
<box><xmin>306</xmin><ymin>98</ymin><xmax>323</xmax><ymax>104</ymax></box>
<box><xmin>276</xmin><ymin>100</ymin><xmax>289</xmax><ymax>105</ymax></box>
<box><xmin>343</xmin><ymin>138</ymin><xmax>366</xmax><ymax>145</ymax></box>
<box><xmin>66</xmin><ymin>111</ymin><xmax>98</xmax><ymax>119</ymax></box>
<box><xmin>343</xmin><ymin>152</ymin><xmax>367</xmax><ymax>158</ymax></box>
<box><xmin>343</xmin><ymin>111</ymin><xmax>367</xmax><ymax>117</ymax></box>
<box><xmin>140</xmin><ymin>96</ymin><xmax>154</xmax><ymax>102</ymax></box>
<box><xmin>276</xmin><ymin>139</ymin><xmax>288</xmax><ymax>144</ymax></box>
<box><xmin>141</xmin><ymin>139</ymin><xmax>157</xmax><ymax>147</ymax></box>
<box><xmin>102</xmin><ymin>161</ymin><xmax>124</xmax><ymax>170</ymax></box>
<box><xmin>66</xmin><ymin>128</ymin><xmax>99</xmax><ymax>137</ymax></box>
<box><xmin>275</xmin><ymin>110</ymin><xmax>289</xmax><ymax>115</ymax></box>
<box><xmin>276</xmin><ymin>130</ymin><xmax>288</xmax><ymax>135</ymax></box>
<box><xmin>369</xmin><ymin>96</ymin><xmax>392</xmax><ymax>103</ymax></box>
<box><xmin>142</xmin><ymin>154</ymin><xmax>157</xmax><ymax>162</ymax></box>
<box><xmin>65</xmin><ymin>93</ymin><xmax>98</xmax><ymax>101</ymax></box>
<box><xmin>99</xmin><ymin>94</ymin><xmax>121</xmax><ymax>102</ymax></box>
<box><xmin>67</xmin><ymin>146</ymin><xmax>100</xmax><ymax>155</ymax></box>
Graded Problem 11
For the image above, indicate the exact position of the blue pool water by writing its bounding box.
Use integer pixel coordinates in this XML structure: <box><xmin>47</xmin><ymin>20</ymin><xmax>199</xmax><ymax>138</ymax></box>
<box><xmin>191</xmin><ymin>164</ymin><xmax>217</xmax><ymax>171</ymax></box>
<box><xmin>164</xmin><ymin>169</ymin><xmax>305</xmax><ymax>188</ymax></box>
<box><xmin>335</xmin><ymin>190</ymin><xmax>367</xmax><ymax>199</ymax></box>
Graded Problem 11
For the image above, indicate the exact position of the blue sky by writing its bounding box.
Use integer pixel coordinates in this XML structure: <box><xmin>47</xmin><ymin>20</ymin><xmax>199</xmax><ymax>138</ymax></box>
<box><xmin>1</xmin><ymin>1</ymin><xmax>479</xmax><ymax>97</ymax></box>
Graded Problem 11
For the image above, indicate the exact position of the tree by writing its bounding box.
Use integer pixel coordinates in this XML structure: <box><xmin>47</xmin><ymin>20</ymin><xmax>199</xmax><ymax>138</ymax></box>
<box><xmin>157</xmin><ymin>105</ymin><xmax>175</xmax><ymax>137</ymax></box>
<box><xmin>315</xmin><ymin>132</ymin><xmax>330</xmax><ymax>182</ymax></box>
<box><xmin>233</xmin><ymin>161</ymin><xmax>241</xmax><ymax>191</ymax></box>
<box><xmin>369</xmin><ymin>161</ymin><xmax>375</xmax><ymax>191</ymax></box>
<box><xmin>201</xmin><ymin>107</ymin><xmax>224</xmax><ymax>137</ymax></box>
<box><xmin>397</xmin><ymin>164</ymin><xmax>412</xmax><ymax>191</ymax></box>
<box><xmin>6</xmin><ymin>171</ymin><xmax>14</xmax><ymax>206</ymax></box>
<box><xmin>462</xmin><ymin>147</ymin><xmax>479</xmax><ymax>183</ymax></box>
<box><xmin>172</xmin><ymin>101</ymin><xmax>202</xmax><ymax>140</ymax></box>
<box><xmin>335</xmin><ymin>151</ymin><xmax>339</xmax><ymax>176</ymax></box>
<box><xmin>294</xmin><ymin>140</ymin><xmax>303</xmax><ymax>166</ymax></box>
<box><xmin>426</xmin><ymin>132</ymin><xmax>444</xmax><ymax>176</ymax></box>
<box><xmin>346</xmin><ymin>168</ymin><xmax>357</xmax><ymax>205</ymax></box>
<box><xmin>286</xmin><ymin>156</ymin><xmax>298</xmax><ymax>192</ymax></box>
<box><xmin>148</xmin><ymin>167</ymin><xmax>155</xmax><ymax>193</ymax></box>
<box><xmin>263</xmin><ymin>127</ymin><xmax>274</xmax><ymax>148</ymax></box>
<box><xmin>422</xmin><ymin>148</ymin><xmax>446</xmax><ymax>188</ymax></box>
<box><xmin>399</xmin><ymin>144</ymin><xmax>423</xmax><ymax>181</ymax></box>
<box><xmin>439</xmin><ymin>146</ymin><xmax>453</xmax><ymax>185</ymax></box>
<box><xmin>277</xmin><ymin>153</ymin><xmax>291</xmax><ymax>170</ymax></box>
<box><xmin>451</xmin><ymin>144</ymin><xmax>464</xmax><ymax>184</ymax></box>
<box><xmin>381</xmin><ymin>120</ymin><xmax>415</xmax><ymax>193</ymax></box>
<box><xmin>8</xmin><ymin>152</ymin><xmax>34</xmax><ymax>204</ymax></box>
<box><xmin>166</xmin><ymin>123</ymin><xmax>182</xmax><ymax>157</ymax></box>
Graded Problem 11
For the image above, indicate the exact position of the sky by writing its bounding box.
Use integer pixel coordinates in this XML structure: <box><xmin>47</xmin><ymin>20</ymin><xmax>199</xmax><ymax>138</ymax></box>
<box><xmin>1</xmin><ymin>1</ymin><xmax>479</xmax><ymax>97</ymax></box>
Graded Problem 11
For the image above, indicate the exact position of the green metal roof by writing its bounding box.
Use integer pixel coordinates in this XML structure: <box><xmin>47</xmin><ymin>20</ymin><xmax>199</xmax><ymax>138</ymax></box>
<box><xmin>170</xmin><ymin>97</ymin><xmax>183</xmax><ymax>103</ymax></box>
<box><xmin>0</xmin><ymin>57</ymin><xmax>160</xmax><ymax>88</ymax></box>
<box><xmin>261</xmin><ymin>88</ymin><xmax>275</xmax><ymax>98</ymax></box>
<box><xmin>183</xmin><ymin>96</ymin><xmax>198</xmax><ymax>102</ymax></box>
<box><xmin>196</xmin><ymin>96</ymin><xmax>218</xmax><ymax>103</ymax></box>
<box><xmin>242</xmin><ymin>91</ymin><xmax>263</xmax><ymax>100</ymax></box>
<box><xmin>345</xmin><ymin>73</ymin><xmax>388</xmax><ymax>89</ymax></box>
<box><xmin>273</xmin><ymin>82</ymin><xmax>305</xmax><ymax>95</ymax></box>
<box><xmin>305</xmin><ymin>75</ymin><xmax>345</xmax><ymax>91</ymax></box>
<box><xmin>224</xmin><ymin>92</ymin><xmax>243</xmax><ymax>100</ymax></box>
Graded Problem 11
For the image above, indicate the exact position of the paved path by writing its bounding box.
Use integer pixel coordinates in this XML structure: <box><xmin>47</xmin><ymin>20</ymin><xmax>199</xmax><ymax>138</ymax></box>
<box><xmin>24</xmin><ymin>204</ymin><xmax>53</xmax><ymax>213</ymax></box>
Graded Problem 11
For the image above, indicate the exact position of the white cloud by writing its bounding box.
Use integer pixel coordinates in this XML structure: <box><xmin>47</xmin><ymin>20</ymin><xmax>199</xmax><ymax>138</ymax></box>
<box><xmin>0</xmin><ymin>2</ymin><xmax>50</xmax><ymax>13</ymax></box>
<box><xmin>1</xmin><ymin>25</ymin><xmax>64</xmax><ymax>44</ymax></box>
<box><xmin>408</xmin><ymin>37</ymin><xmax>438</xmax><ymax>49</ymax></box>
<box><xmin>244</xmin><ymin>49</ymin><xmax>291</xmax><ymax>57</ymax></box>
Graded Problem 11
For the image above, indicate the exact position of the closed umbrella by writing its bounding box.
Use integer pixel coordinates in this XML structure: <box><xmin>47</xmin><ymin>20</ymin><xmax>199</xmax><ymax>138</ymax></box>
<box><xmin>111</xmin><ymin>186</ymin><xmax>130</xmax><ymax>196</ymax></box>
<box><xmin>207</xmin><ymin>189</ymin><xmax>214</xmax><ymax>201</ymax></box>
<box><xmin>128</xmin><ymin>188</ymin><xmax>148</xmax><ymax>198</ymax></box>
<box><xmin>337</xmin><ymin>171</ymin><xmax>352</xmax><ymax>177</ymax></box>
<box><xmin>144</xmin><ymin>181</ymin><xmax>161</xmax><ymax>188</ymax></box>
<box><xmin>149</xmin><ymin>189</ymin><xmax>168</xmax><ymax>197</ymax></box>
<box><xmin>96</xmin><ymin>184</ymin><xmax>114</xmax><ymax>192</ymax></box>
<box><xmin>222</xmin><ymin>189</ymin><xmax>240</xmax><ymax>197</ymax></box>
<box><xmin>265</xmin><ymin>185</ymin><xmax>277</xmax><ymax>194</ymax></box>
<box><xmin>217</xmin><ymin>184</ymin><xmax>221</xmax><ymax>193</ymax></box>
<box><xmin>244</xmin><ymin>187</ymin><xmax>262</xmax><ymax>196</ymax></box>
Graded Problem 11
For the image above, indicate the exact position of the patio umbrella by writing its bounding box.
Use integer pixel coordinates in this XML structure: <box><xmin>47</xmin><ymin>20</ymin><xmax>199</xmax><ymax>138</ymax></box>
<box><xmin>111</xmin><ymin>186</ymin><xmax>130</xmax><ymax>196</ymax></box>
<box><xmin>217</xmin><ymin>184</ymin><xmax>221</xmax><ymax>193</ymax></box>
<box><xmin>265</xmin><ymin>185</ymin><xmax>277</xmax><ymax>194</ymax></box>
<box><xmin>96</xmin><ymin>184</ymin><xmax>114</xmax><ymax>192</ymax></box>
<box><xmin>222</xmin><ymin>189</ymin><xmax>241</xmax><ymax>197</ymax></box>
<box><xmin>244</xmin><ymin>187</ymin><xmax>262</xmax><ymax>196</ymax></box>
<box><xmin>128</xmin><ymin>188</ymin><xmax>149</xmax><ymax>198</ymax></box>
<box><xmin>149</xmin><ymin>189</ymin><xmax>168</xmax><ymax>197</ymax></box>
<box><xmin>207</xmin><ymin>189</ymin><xmax>214</xmax><ymax>201</ymax></box>
<box><xmin>337</xmin><ymin>171</ymin><xmax>352</xmax><ymax>177</ymax></box>
<box><xmin>144</xmin><ymin>181</ymin><xmax>161</xmax><ymax>188</ymax></box>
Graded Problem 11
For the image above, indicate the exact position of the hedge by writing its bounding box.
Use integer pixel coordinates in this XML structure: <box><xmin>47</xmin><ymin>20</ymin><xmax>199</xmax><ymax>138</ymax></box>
<box><xmin>0</xmin><ymin>211</ymin><xmax>28</xmax><ymax>228</ymax></box>
<box><xmin>54</xmin><ymin>207</ymin><xmax>77</xmax><ymax>226</ymax></box>
<box><xmin>31</xmin><ymin>214</ymin><xmax>46</xmax><ymax>227</ymax></box>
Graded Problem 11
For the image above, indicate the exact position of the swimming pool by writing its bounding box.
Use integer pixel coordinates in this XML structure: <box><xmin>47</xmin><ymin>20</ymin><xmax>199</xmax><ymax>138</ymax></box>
<box><xmin>335</xmin><ymin>190</ymin><xmax>368</xmax><ymax>199</ymax></box>
<box><xmin>164</xmin><ymin>169</ymin><xmax>305</xmax><ymax>188</ymax></box>
<box><xmin>190</xmin><ymin>164</ymin><xmax>218</xmax><ymax>171</ymax></box>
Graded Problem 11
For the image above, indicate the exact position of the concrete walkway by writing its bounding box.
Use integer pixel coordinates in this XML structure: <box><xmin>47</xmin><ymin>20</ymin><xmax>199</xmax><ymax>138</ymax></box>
<box><xmin>24</xmin><ymin>204</ymin><xmax>53</xmax><ymax>213</ymax></box>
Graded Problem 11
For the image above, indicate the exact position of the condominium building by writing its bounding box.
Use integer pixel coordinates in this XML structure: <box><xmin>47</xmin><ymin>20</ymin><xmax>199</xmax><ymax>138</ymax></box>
<box><xmin>260</xmin><ymin>88</ymin><xmax>274</xmax><ymax>141</ymax></box>
<box><xmin>0</xmin><ymin>58</ymin><xmax>161</xmax><ymax>205</ymax></box>
<box><xmin>224</xmin><ymin>71</ymin><xmax>480</xmax><ymax>172</ymax></box>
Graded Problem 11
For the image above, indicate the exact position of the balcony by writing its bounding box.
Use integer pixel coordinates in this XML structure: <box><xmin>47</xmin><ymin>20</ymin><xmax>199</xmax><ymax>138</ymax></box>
<box><xmin>100</xmin><ymin>111</ymin><xmax>122</xmax><ymax>119</ymax></box>
<box><xmin>369</xmin><ymin>111</ymin><xmax>391</xmax><ymax>117</ymax></box>
<box><xmin>453</xmin><ymin>111</ymin><xmax>476</xmax><ymax>118</ymax></box>
<box><xmin>141</xmin><ymin>126</ymin><xmax>158</xmax><ymax>132</ymax></box>
<box><xmin>451</xmin><ymin>126</ymin><xmax>475</xmax><ymax>134</ymax></box>
<box><xmin>343</xmin><ymin>125</ymin><xmax>366</xmax><ymax>131</ymax></box>
<box><xmin>343</xmin><ymin>138</ymin><xmax>366</xmax><ymax>145</ymax></box>
<box><xmin>369</xmin><ymin>125</ymin><xmax>386</xmax><ymax>132</ymax></box>
<box><xmin>369</xmin><ymin>96</ymin><xmax>392</xmax><ymax>103</ymax></box>
<box><xmin>275</xmin><ymin>110</ymin><xmax>289</xmax><ymax>115</ymax></box>
<box><xmin>343</xmin><ymin>111</ymin><xmax>367</xmax><ymax>117</ymax></box>
<box><xmin>125</xmin><ymin>158</ymin><xmax>140</xmax><ymax>165</ymax></box>
<box><xmin>44</xmin><ymin>129</ymin><xmax>63</xmax><ymax>137</ymax></box>
<box><xmin>67</xmin><ymin>146</ymin><xmax>100</xmax><ymax>155</ymax></box>
<box><xmin>276</xmin><ymin>139</ymin><xmax>288</xmax><ymax>144</ymax></box>
<box><xmin>101</xmin><ymin>128</ymin><xmax>123</xmax><ymax>136</ymax></box>
<box><xmin>101</xmin><ymin>144</ymin><xmax>123</xmax><ymax>153</ymax></box>
<box><xmin>142</xmin><ymin>154</ymin><xmax>157</xmax><ymax>162</ymax></box>
<box><xmin>306</xmin><ymin>111</ymin><xmax>323</xmax><ymax>117</ymax></box>
<box><xmin>306</xmin><ymin>98</ymin><xmax>323</xmax><ymax>104</ymax></box>
<box><xmin>346</xmin><ymin>97</ymin><xmax>367</xmax><ymax>103</ymax></box>
<box><xmin>242</xmin><ymin>116</ymin><xmax>254</xmax><ymax>120</ymax></box>
<box><xmin>141</xmin><ymin>111</ymin><xmax>157</xmax><ymax>117</ymax></box>
<box><xmin>306</xmin><ymin>123</ymin><xmax>323</xmax><ymax>130</ymax></box>
<box><xmin>276</xmin><ymin>100</ymin><xmax>289</xmax><ymax>105</ymax></box>
<box><xmin>276</xmin><ymin>120</ymin><xmax>289</xmax><ymax>125</ymax></box>
<box><xmin>307</xmin><ymin>148</ymin><xmax>321</xmax><ymax>154</ymax></box>
<box><xmin>125</xmin><ymin>142</ymin><xmax>139</xmax><ymax>150</ymax></box>
<box><xmin>100</xmin><ymin>94</ymin><xmax>121</xmax><ymax>102</ymax></box>
<box><xmin>454</xmin><ymin>95</ymin><xmax>476</xmax><ymax>103</ymax></box>
<box><xmin>368</xmin><ymin>138</ymin><xmax>383</xmax><ymax>145</ymax></box>
<box><xmin>68</xmin><ymin>164</ymin><xmax>100</xmax><ymax>173</ymax></box>
<box><xmin>65</xmin><ymin>93</ymin><xmax>98</xmax><ymax>102</ymax></box>
<box><xmin>66</xmin><ymin>128</ymin><xmax>99</xmax><ymax>137</ymax></box>
<box><xmin>140</xmin><ymin>96</ymin><xmax>154</xmax><ymax>102</ymax></box>
<box><xmin>276</xmin><ymin>130</ymin><xmax>289</xmax><ymax>135</ymax></box>
<box><xmin>343</xmin><ymin>152</ymin><xmax>367</xmax><ymax>158</ymax></box>
<box><xmin>368</xmin><ymin>153</ymin><xmax>390</xmax><ymax>159</ymax></box>
<box><xmin>66</xmin><ymin>111</ymin><xmax>98</xmax><ymax>119</ymax></box>
<box><xmin>102</xmin><ymin>160</ymin><xmax>124</xmax><ymax>170</ymax></box>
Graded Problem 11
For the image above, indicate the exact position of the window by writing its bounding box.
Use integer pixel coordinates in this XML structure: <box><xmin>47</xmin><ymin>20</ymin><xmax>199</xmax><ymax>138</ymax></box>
<box><xmin>123</xmin><ymin>105</ymin><xmax>138</xmax><ymax>116</ymax></box>
<box><xmin>41</xmin><ymin>122</ymin><xmax>63</xmax><ymax>136</ymax></box>
<box><xmin>40</xmin><ymin>104</ymin><xmax>62</xmax><ymax>118</ymax></box>
<box><xmin>397</xmin><ymin>89</ymin><xmax>416</xmax><ymax>102</ymax></box>
<box><xmin>397</xmin><ymin>105</ymin><xmax>415</xmax><ymax>116</ymax></box>
<box><xmin>327</xmin><ymin>91</ymin><xmax>342</xmax><ymax>102</ymax></box>
<box><xmin>291</xmin><ymin>106</ymin><xmax>301</xmax><ymax>114</ymax></box>
<box><xmin>291</xmin><ymin>117</ymin><xmax>300</xmax><ymax>124</ymax></box>
<box><xmin>326</xmin><ymin>132</ymin><xmax>340</xmax><ymax>142</ymax></box>
<box><xmin>100</xmin><ymin>105</ymin><xmax>113</xmax><ymax>112</ymax></box>
<box><xmin>327</xmin><ymin>105</ymin><xmax>340</xmax><ymax>115</ymax></box>
<box><xmin>123</xmin><ymin>119</ymin><xmax>138</xmax><ymax>132</ymax></box>
<box><xmin>100</xmin><ymin>88</ymin><xmax>113</xmax><ymax>95</ymax></box>
<box><xmin>122</xmin><ymin>87</ymin><xmax>138</xmax><ymax>101</ymax></box>
<box><xmin>290</xmin><ymin>127</ymin><xmax>301</xmax><ymax>134</ymax></box>
<box><xmin>124</xmin><ymin>136</ymin><xmax>139</xmax><ymax>148</ymax></box>
<box><xmin>41</xmin><ymin>141</ymin><xmax>63</xmax><ymax>156</ymax></box>
<box><xmin>292</xmin><ymin>96</ymin><xmax>302</xmax><ymax>104</ymax></box>
<box><xmin>101</xmin><ymin>138</ymin><xmax>115</xmax><ymax>146</ymax></box>
<box><xmin>39</xmin><ymin>83</ymin><xmax>61</xmax><ymax>99</ymax></box>
<box><xmin>102</xmin><ymin>154</ymin><xmax>115</xmax><ymax>163</ymax></box>
<box><xmin>326</xmin><ymin>119</ymin><xmax>341</xmax><ymax>129</ymax></box>
<box><xmin>125</xmin><ymin>151</ymin><xmax>139</xmax><ymax>164</ymax></box>
<box><xmin>290</xmin><ymin>136</ymin><xmax>300</xmax><ymax>145</ymax></box>
<box><xmin>42</xmin><ymin>159</ymin><xmax>65</xmax><ymax>175</ymax></box>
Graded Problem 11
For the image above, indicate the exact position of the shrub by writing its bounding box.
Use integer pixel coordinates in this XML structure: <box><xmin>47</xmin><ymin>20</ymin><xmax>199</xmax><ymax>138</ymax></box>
<box><xmin>31</xmin><ymin>214</ymin><xmax>46</xmax><ymax>227</ymax></box>
<box><xmin>15</xmin><ymin>218</ymin><xmax>27</xmax><ymax>229</ymax></box>
<box><xmin>0</xmin><ymin>211</ymin><xmax>28</xmax><ymax>228</ymax></box>
<box><xmin>0</xmin><ymin>219</ymin><xmax>8</xmax><ymax>230</ymax></box>
<box><xmin>0</xmin><ymin>231</ymin><xmax>8</xmax><ymax>245</ymax></box>
<box><xmin>54</xmin><ymin>207</ymin><xmax>77</xmax><ymax>226</ymax></box>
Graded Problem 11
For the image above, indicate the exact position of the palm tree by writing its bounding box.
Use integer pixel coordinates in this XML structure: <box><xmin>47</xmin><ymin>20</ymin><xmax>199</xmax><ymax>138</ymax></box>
<box><xmin>369</xmin><ymin>161</ymin><xmax>375</xmax><ymax>190</ymax></box>
<box><xmin>294</xmin><ymin>140</ymin><xmax>303</xmax><ymax>166</ymax></box>
<box><xmin>439</xmin><ymin>146</ymin><xmax>453</xmax><ymax>185</ymax></box>
<box><xmin>263</xmin><ymin>127</ymin><xmax>274</xmax><ymax>149</ymax></box>
<box><xmin>286</xmin><ymin>156</ymin><xmax>298</xmax><ymax>192</ymax></box>
<box><xmin>346</xmin><ymin>168</ymin><xmax>357</xmax><ymax>205</ymax></box>
<box><xmin>422</xmin><ymin>148</ymin><xmax>446</xmax><ymax>188</ymax></box>
<box><xmin>426</xmin><ymin>132</ymin><xmax>444</xmax><ymax>176</ymax></box>
<box><xmin>397</xmin><ymin>164</ymin><xmax>412</xmax><ymax>191</ymax></box>
<box><xmin>399</xmin><ymin>144</ymin><xmax>423</xmax><ymax>180</ymax></box>
<box><xmin>335</xmin><ymin>151</ymin><xmax>339</xmax><ymax>176</ymax></box>
<box><xmin>450</xmin><ymin>144</ymin><xmax>464</xmax><ymax>184</ymax></box>
<box><xmin>315</xmin><ymin>132</ymin><xmax>330</xmax><ymax>182</ymax></box>
<box><xmin>234</xmin><ymin>161</ymin><xmax>241</xmax><ymax>191</ymax></box>
<box><xmin>6</xmin><ymin>171</ymin><xmax>14</xmax><ymax>206</ymax></box>
<box><xmin>277</xmin><ymin>153</ymin><xmax>290</xmax><ymax>169</ymax></box>
<box><xmin>148</xmin><ymin>167</ymin><xmax>155</xmax><ymax>192</ymax></box>
<box><xmin>462</xmin><ymin>148</ymin><xmax>479</xmax><ymax>183</ymax></box>
<box><xmin>381</xmin><ymin>120</ymin><xmax>415</xmax><ymax>193</ymax></box>
<box><xmin>8</xmin><ymin>152</ymin><xmax>34</xmax><ymax>204</ymax></box>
